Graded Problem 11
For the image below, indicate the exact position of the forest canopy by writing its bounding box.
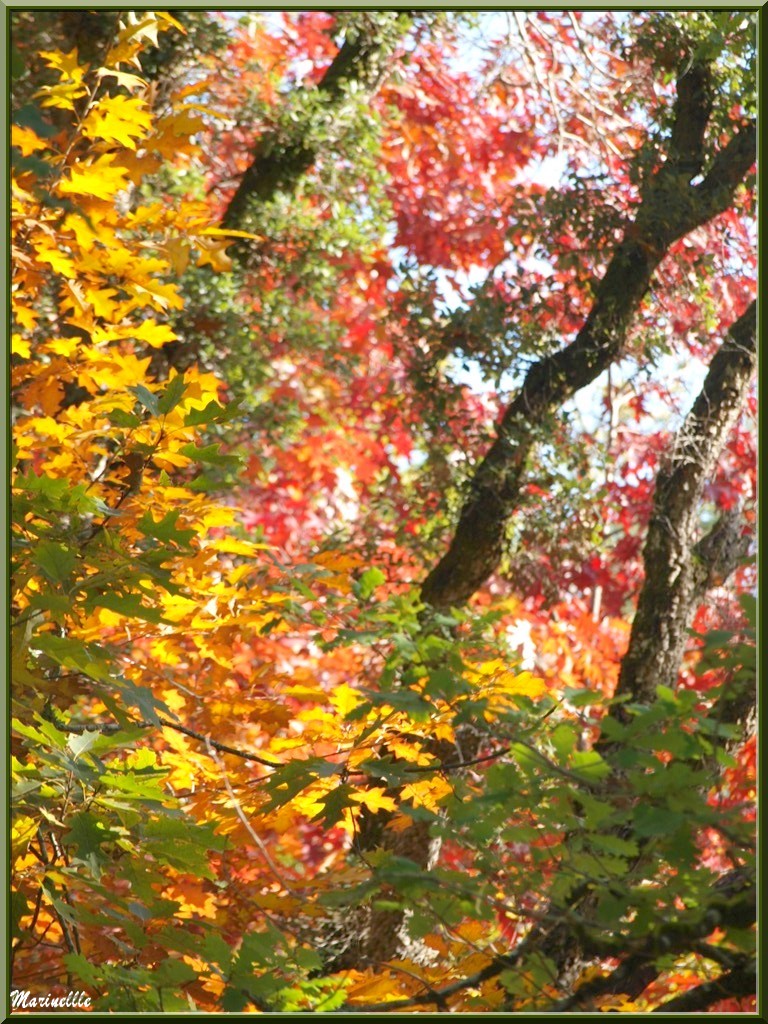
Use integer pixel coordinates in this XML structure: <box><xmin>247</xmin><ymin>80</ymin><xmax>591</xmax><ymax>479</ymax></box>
<box><xmin>10</xmin><ymin>9</ymin><xmax>756</xmax><ymax>1014</ymax></box>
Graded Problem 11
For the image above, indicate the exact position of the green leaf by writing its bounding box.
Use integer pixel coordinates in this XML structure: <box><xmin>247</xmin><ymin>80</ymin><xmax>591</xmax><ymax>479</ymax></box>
<box><xmin>179</xmin><ymin>442</ymin><xmax>241</xmax><ymax>468</ymax></box>
<box><xmin>588</xmin><ymin>832</ymin><xmax>639</xmax><ymax>858</ymax></box>
<box><xmin>116</xmin><ymin>679</ymin><xmax>171</xmax><ymax>724</ymax></box>
<box><xmin>14</xmin><ymin>103</ymin><xmax>58</xmax><ymax>137</ymax></box>
<box><xmin>157</xmin><ymin>374</ymin><xmax>187</xmax><ymax>415</ymax></box>
<box><xmin>571</xmin><ymin>749</ymin><xmax>611</xmax><ymax>780</ymax></box>
<box><xmin>152</xmin><ymin>956</ymin><xmax>198</xmax><ymax>987</ymax></box>
<box><xmin>359</xmin><ymin>686</ymin><xmax>434</xmax><ymax>721</ymax></box>
<box><xmin>32</xmin><ymin>540</ymin><xmax>76</xmax><ymax>584</ymax></box>
<box><xmin>137</xmin><ymin>509</ymin><xmax>196</xmax><ymax>547</ymax></box>
<box><xmin>633</xmin><ymin>803</ymin><xmax>685</xmax><ymax>837</ymax></box>
<box><xmin>88</xmin><ymin>592</ymin><xmax>165</xmax><ymax>624</ymax></box>
<box><xmin>11</xmin><ymin>890</ymin><xmax>29</xmax><ymax>938</ymax></box>
<box><xmin>550</xmin><ymin>723</ymin><xmax>578</xmax><ymax>760</ymax></box>
<box><xmin>424</xmin><ymin>666</ymin><xmax>471</xmax><ymax>700</ymax></box>
<box><xmin>129</xmin><ymin>384</ymin><xmax>160</xmax><ymax>416</ymax></box>
<box><xmin>12</xmin><ymin>716</ymin><xmax>68</xmax><ymax>750</ymax></box>
<box><xmin>311</xmin><ymin>784</ymin><xmax>356</xmax><ymax>829</ymax></box>
<box><xmin>563</xmin><ymin>686</ymin><xmax>606</xmax><ymax>707</ymax></box>
<box><xmin>738</xmin><ymin>592</ymin><xmax>756</xmax><ymax>626</ymax></box>
<box><xmin>108</xmin><ymin>408</ymin><xmax>142</xmax><ymax>428</ymax></box>
<box><xmin>262</xmin><ymin>758</ymin><xmax>340</xmax><ymax>813</ymax></box>
<box><xmin>63</xmin><ymin>812</ymin><xmax>116</xmax><ymax>875</ymax></box>
<box><xmin>184</xmin><ymin>399</ymin><xmax>242</xmax><ymax>427</ymax></box>
<box><xmin>67</xmin><ymin>730</ymin><xmax>103</xmax><ymax>760</ymax></box>
<box><xmin>354</xmin><ymin>566</ymin><xmax>386</xmax><ymax>600</ymax></box>
<box><xmin>28</xmin><ymin>591</ymin><xmax>74</xmax><ymax>615</ymax></box>
<box><xmin>33</xmin><ymin>634</ymin><xmax>114</xmax><ymax>683</ymax></box>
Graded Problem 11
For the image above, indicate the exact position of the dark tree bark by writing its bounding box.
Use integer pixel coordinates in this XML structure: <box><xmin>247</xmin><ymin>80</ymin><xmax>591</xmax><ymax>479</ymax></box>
<box><xmin>220</xmin><ymin>14</ymin><xmax>407</xmax><ymax>237</ymax></box>
<box><xmin>421</xmin><ymin>68</ymin><xmax>754</xmax><ymax>610</ymax></box>
<box><xmin>615</xmin><ymin>300</ymin><xmax>755</xmax><ymax>706</ymax></box>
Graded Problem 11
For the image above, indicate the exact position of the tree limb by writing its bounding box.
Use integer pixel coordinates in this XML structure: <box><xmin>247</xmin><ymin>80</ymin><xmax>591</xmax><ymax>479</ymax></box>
<box><xmin>221</xmin><ymin>14</ymin><xmax>406</xmax><ymax>235</ymax></box>
<box><xmin>614</xmin><ymin>299</ymin><xmax>755</xmax><ymax>705</ymax></box>
<box><xmin>420</xmin><ymin>70</ymin><xmax>755</xmax><ymax>612</ymax></box>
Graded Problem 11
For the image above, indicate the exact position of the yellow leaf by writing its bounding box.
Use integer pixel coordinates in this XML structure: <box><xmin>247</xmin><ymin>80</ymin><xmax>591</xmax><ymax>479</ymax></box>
<box><xmin>164</xmin><ymin>880</ymin><xmax>217</xmax><ymax>920</ymax></box>
<box><xmin>33</xmin><ymin>241</ymin><xmax>77</xmax><ymax>278</ymax></box>
<box><xmin>12</xmin><ymin>334</ymin><xmax>31</xmax><ymax>359</ymax></box>
<box><xmin>351</xmin><ymin>788</ymin><xmax>398</xmax><ymax>814</ymax></box>
<box><xmin>39</xmin><ymin>48</ymin><xmax>88</xmax><ymax>82</ymax></box>
<box><xmin>95</xmin><ymin>67</ymin><xmax>147</xmax><ymax>94</ymax></box>
<box><xmin>473</xmin><ymin>658</ymin><xmax>506</xmax><ymax>677</ymax></box>
<box><xmin>12</xmin><ymin>816</ymin><xmax>38</xmax><ymax>859</ymax></box>
<box><xmin>124</xmin><ymin>277</ymin><xmax>184</xmax><ymax>312</ymax></box>
<box><xmin>330</xmin><ymin>685</ymin><xmax>362</xmax><ymax>717</ymax></box>
<box><xmin>35</xmin><ymin>81</ymin><xmax>88</xmax><ymax>111</ymax></box>
<box><xmin>12</xmin><ymin>305</ymin><xmax>40</xmax><ymax>331</ymax></box>
<box><xmin>150</xmin><ymin>111</ymin><xmax>207</xmax><ymax>158</ymax></box>
<box><xmin>160</xmin><ymin>595</ymin><xmax>200</xmax><ymax>623</ymax></box>
<box><xmin>90</xmin><ymin>288</ymin><xmax>122</xmax><ymax>320</ymax></box>
<box><xmin>12</xmin><ymin>125</ymin><xmax>48</xmax><ymax>157</ymax></box>
<box><xmin>153</xmin><ymin>451</ymin><xmax>193</xmax><ymax>471</ymax></box>
<box><xmin>129</xmin><ymin>319</ymin><xmax>179</xmax><ymax>348</ymax></box>
<box><xmin>291</xmin><ymin>780</ymin><xmax>336</xmax><ymax>819</ymax></box>
<box><xmin>106</xmin><ymin>37</ymin><xmax>143</xmax><ymax>70</ymax></box>
<box><xmin>63</xmin><ymin>213</ymin><xmax>100</xmax><ymax>251</ymax></box>
<box><xmin>157</xmin><ymin>11</ymin><xmax>186</xmax><ymax>33</ymax></box>
<box><xmin>401</xmin><ymin>775</ymin><xmax>452</xmax><ymax>812</ymax></box>
<box><xmin>347</xmin><ymin>971</ymin><xmax>401</xmax><ymax>1003</ymax></box>
<box><xmin>107</xmin><ymin>12</ymin><xmax>169</xmax><ymax>65</ymax></box>
<box><xmin>58</xmin><ymin>154</ymin><xmax>131</xmax><ymax>201</ymax></box>
<box><xmin>200</xmin><ymin>227</ymin><xmax>262</xmax><ymax>240</ymax></box>
<box><xmin>501</xmin><ymin>670</ymin><xmax>547</xmax><ymax>699</ymax></box>
<box><xmin>196</xmin><ymin>239</ymin><xmax>233</xmax><ymax>273</ymax></box>
<box><xmin>82</xmin><ymin>94</ymin><xmax>153</xmax><ymax>149</ymax></box>
<box><xmin>197</xmin><ymin>507</ymin><xmax>239</xmax><ymax>529</ymax></box>
<box><xmin>165</xmin><ymin>237</ymin><xmax>191</xmax><ymax>275</ymax></box>
<box><xmin>315</xmin><ymin>551</ymin><xmax>364</xmax><ymax>573</ymax></box>
<box><xmin>43</xmin><ymin>337</ymin><xmax>80</xmax><ymax>357</ymax></box>
<box><xmin>61</xmin><ymin>279</ymin><xmax>89</xmax><ymax>314</ymax></box>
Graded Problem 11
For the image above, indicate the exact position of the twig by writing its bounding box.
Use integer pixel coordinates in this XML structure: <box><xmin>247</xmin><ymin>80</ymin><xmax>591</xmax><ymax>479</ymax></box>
<box><xmin>204</xmin><ymin>737</ymin><xmax>302</xmax><ymax>898</ymax></box>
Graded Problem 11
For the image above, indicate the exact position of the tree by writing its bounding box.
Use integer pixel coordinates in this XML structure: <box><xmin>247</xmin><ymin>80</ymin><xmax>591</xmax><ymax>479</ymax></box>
<box><xmin>11</xmin><ymin>9</ymin><xmax>756</xmax><ymax>1014</ymax></box>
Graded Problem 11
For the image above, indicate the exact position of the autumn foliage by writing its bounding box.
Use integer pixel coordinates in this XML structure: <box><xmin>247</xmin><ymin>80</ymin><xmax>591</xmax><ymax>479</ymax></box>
<box><xmin>11</xmin><ymin>10</ymin><xmax>756</xmax><ymax>1014</ymax></box>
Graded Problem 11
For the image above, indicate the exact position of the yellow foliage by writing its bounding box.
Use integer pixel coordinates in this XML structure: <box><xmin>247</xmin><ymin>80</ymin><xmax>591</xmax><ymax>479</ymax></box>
<box><xmin>12</xmin><ymin>124</ymin><xmax>48</xmax><ymax>156</ymax></box>
<box><xmin>12</xmin><ymin>816</ymin><xmax>38</xmax><ymax>860</ymax></box>
<box><xmin>81</xmin><ymin>94</ymin><xmax>153</xmax><ymax>148</ymax></box>
<box><xmin>58</xmin><ymin>154</ymin><xmax>133</xmax><ymax>201</ymax></box>
<box><xmin>400</xmin><ymin>774</ymin><xmax>453</xmax><ymax>812</ymax></box>
<box><xmin>350</xmin><ymin>788</ymin><xmax>398</xmax><ymax>814</ymax></box>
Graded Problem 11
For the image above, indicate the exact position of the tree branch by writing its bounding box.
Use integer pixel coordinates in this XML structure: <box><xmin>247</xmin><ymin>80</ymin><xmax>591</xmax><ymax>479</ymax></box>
<box><xmin>614</xmin><ymin>299</ymin><xmax>755</xmax><ymax>705</ymax></box>
<box><xmin>420</xmin><ymin>73</ymin><xmax>755</xmax><ymax>612</ymax></box>
<box><xmin>221</xmin><ymin>14</ymin><xmax>406</xmax><ymax>236</ymax></box>
<box><xmin>666</xmin><ymin>61</ymin><xmax>713</xmax><ymax>179</ymax></box>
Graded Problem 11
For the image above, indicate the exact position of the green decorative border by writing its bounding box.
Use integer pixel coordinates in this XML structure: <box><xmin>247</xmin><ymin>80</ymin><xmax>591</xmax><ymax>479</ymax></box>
<box><xmin>2</xmin><ymin>3</ymin><xmax>761</xmax><ymax>1018</ymax></box>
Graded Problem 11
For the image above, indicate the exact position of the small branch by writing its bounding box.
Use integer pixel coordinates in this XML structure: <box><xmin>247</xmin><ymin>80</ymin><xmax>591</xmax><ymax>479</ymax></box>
<box><xmin>204</xmin><ymin>737</ymin><xmax>302</xmax><ymax>899</ymax></box>
<box><xmin>693</xmin><ymin>506</ymin><xmax>750</xmax><ymax>593</ymax></box>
